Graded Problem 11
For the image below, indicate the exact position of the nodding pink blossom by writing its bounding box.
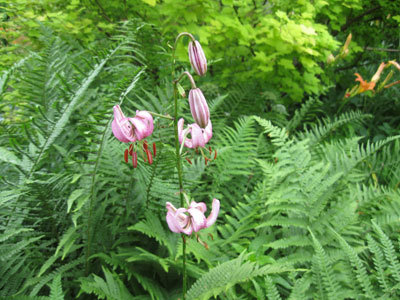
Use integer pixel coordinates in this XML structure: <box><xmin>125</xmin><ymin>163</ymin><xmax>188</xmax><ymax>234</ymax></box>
<box><xmin>111</xmin><ymin>105</ymin><xmax>154</xmax><ymax>143</ymax></box>
<box><xmin>178</xmin><ymin>118</ymin><xmax>212</xmax><ymax>149</ymax></box>
<box><xmin>166</xmin><ymin>199</ymin><xmax>220</xmax><ymax>235</ymax></box>
<box><xmin>188</xmin><ymin>40</ymin><xmax>207</xmax><ymax>76</ymax></box>
<box><xmin>189</xmin><ymin>88</ymin><xmax>210</xmax><ymax>128</ymax></box>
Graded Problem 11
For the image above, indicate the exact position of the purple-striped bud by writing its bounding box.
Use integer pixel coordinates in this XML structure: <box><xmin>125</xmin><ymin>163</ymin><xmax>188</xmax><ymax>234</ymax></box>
<box><xmin>189</xmin><ymin>88</ymin><xmax>210</xmax><ymax>128</ymax></box>
<box><xmin>188</xmin><ymin>40</ymin><xmax>207</xmax><ymax>76</ymax></box>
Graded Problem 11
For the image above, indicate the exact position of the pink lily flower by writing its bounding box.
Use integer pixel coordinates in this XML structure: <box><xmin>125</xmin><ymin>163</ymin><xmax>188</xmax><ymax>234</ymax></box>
<box><xmin>188</xmin><ymin>40</ymin><xmax>207</xmax><ymax>76</ymax></box>
<box><xmin>166</xmin><ymin>199</ymin><xmax>220</xmax><ymax>235</ymax></box>
<box><xmin>111</xmin><ymin>105</ymin><xmax>154</xmax><ymax>143</ymax></box>
<box><xmin>178</xmin><ymin>118</ymin><xmax>212</xmax><ymax>149</ymax></box>
<box><xmin>189</xmin><ymin>88</ymin><xmax>210</xmax><ymax>128</ymax></box>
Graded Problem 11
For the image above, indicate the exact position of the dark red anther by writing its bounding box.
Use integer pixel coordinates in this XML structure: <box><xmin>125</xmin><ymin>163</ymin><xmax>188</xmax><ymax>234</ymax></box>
<box><xmin>208</xmin><ymin>146</ymin><xmax>212</xmax><ymax>155</ymax></box>
<box><xmin>143</xmin><ymin>141</ymin><xmax>148</xmax><ymax>151</ymax></box>
<box><xmin>128</xmin><ymin>144</ymin><xmax>133</xmax><ymax>156</ymax></box>
<box><xmin>185</xmin><ymin>157</ymin><xmax>192</xmax><ymax>165</ymax></box>
<box><xmin>153</xmin><ymin>142</ymin><xmax>156</xmax><ymax>157</ymax></box>
<box><xmin>146</xmin><ymin>149</ymin><xmax>153</xmax><ymax>165</ymax></box>
<box><xmin>124</xmin><ymin>149</ymin><xmax>129</xmax><ymax>163</ymax></box>
<box><xmin>214</xmin><ymin>149</ymin><xmax>217</xmax><ymax>160</ymax></box>
<box><xmin>132</xmin><ymin>152</ymin><xmax>138</xmax><ymax>168</ymax></box>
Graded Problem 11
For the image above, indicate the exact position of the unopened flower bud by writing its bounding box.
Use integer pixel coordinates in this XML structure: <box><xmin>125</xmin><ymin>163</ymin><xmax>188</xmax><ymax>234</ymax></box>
<box><xmin>327</xmin><ymin>54</ymin><xmax>335</xmax><ymax>64</ymax></box>
<box><xmin>188</xmin><ymin>40</ymin><xmax>207</xmax><ymax>76</ymax></box>
<box><xmin>371</xmin><ymin>62</ymin><xmax>386</xmax><ymax>83</ymax></box>
<box><xmin>189</xmin><ymin>88</ymin><xmax>210</xmax><ymax>128</ymax></box>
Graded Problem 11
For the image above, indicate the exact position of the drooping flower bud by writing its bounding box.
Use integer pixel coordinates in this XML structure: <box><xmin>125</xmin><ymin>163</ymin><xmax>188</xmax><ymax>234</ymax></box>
<box><xmin>189</xmin><ymin>88</ymin><xmax>210</xmax><ymax>128</ymax></box>
<box><xmin>371</xmin><ymin>62</ymin><xmax>386</xmax><ymax>83</ymax></box>
<box><xmin>188</xmin><ymin>40</ymin><xmax>207</xmax><ymax>76</ymax></box>
<box><xmin>327</xmin><ymin>53</ymin><xmax>335</xmax><ymax>64</ymax></box>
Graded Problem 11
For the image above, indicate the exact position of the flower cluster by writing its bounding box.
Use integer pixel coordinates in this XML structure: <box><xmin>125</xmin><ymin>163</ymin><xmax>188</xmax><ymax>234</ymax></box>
<box><xmin>176</xmin><ymin>34</ymin><xmax>217</xmax><ymax>166</ymax></box>
<box><xmin>345</xmin><ymin>60</ymin><xmax>400</xmax><ymax>98</ymax></box>
<box><xmin>110</xmin><ymin>32</ymin><xmax>220</xmax><ymax>239</ymax></box>
<box><xmin>166</xmin><ymin>33</ymin><xmax>220</xmax><ymax>239</ymax></box>
<box><xmin>111</xmin><ymin>105</ymin><xmax>155</xmax><ymax>168</ymax></box>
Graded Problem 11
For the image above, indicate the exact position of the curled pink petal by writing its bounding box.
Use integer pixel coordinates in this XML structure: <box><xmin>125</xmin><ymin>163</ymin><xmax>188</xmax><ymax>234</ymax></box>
<box><xmin>112</xmin><ymin>106</ymin><xmax>136</xmax><ymax>143</ymax></box>
<box><xmin>129</xmin><ymin>117</ymin><xmax>148</xmax><ymax>141</ymax></box>
<box><xmin>188</xmin><ymin>207</ymin><xmax>207</xmax><ymax>232</ymax></box>
<box><xmin>203</xmin><ymin>119</ymin><xmax>213</xmax><ymax>144</ymax></box>
<box><xmin>188</xmin><ymin>40</ymin><xmax>207</xmax><ymax>76</ymax></box>
<box><xmin>190</xmin><ymin>201</ymin><xmax>207</xmax><ymax>213</ymax></box>
<box><xmin>189</xmin><ymin>88</ymin><xmax>210</xmax><ymax>128</ymax></box>
<box><xmin>205</xmin><ymin>199</ymin><xmax>220</xmax><ymax>228</ymax></box>
<box><xmin>166</xmin><ymin>202</ymin><xmax>177</xmax><ymax>213</ymax></box>
<box><xmin>135</xmin><ymin>111</ymin><xmax>154</xmax><ymax>138</ymax></box>
<box><xmin>166</xmin><ymin>211</ymin><xmax>181</xmax><ymax>233</ymax></box>
<box><xmin>166</xmin><ymin>202</ymin><xmax>180</xmax><ymax>232</ymax></box>
<box><xmin>190</xmin><ymin>124</ymin><xmax>205</xmax><ymax>148</ymax></box>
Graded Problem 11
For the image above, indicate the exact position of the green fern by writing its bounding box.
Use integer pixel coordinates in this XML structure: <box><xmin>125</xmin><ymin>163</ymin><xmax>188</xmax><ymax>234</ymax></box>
<box><xmin>186</xmin><ymin>253</ymin><xmax>293</xmax><ymax>300</ymax></box>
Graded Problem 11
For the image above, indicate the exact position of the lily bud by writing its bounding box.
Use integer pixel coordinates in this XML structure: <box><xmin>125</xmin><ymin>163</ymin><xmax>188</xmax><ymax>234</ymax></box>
<box><xmin>188</xmin><ymin>40</ymin><xmax>207</xmax><ymax>76</ymax></box>
<box><xmin>189</xmin><ymin>88</ymin><xmax>210</xmax><ymax>128</ymax></box>
<box><xmin>327</xmin><ymin>54</ymin><xmax>335</xmax><ymax>64</ymax></box>
<box><xmin>371</xmin><ymin>62</ymin><xmax>386</xmax><ymax>83</ymax></box>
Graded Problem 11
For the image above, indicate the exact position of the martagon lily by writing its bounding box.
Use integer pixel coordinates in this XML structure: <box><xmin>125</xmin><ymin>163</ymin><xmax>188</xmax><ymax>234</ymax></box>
<box><xmin>178</xmin><ymin>118</ymin><xmax>212</xmax><ymax>149</ymax></box>
<box><xmin>111</xmin><ymin>105</ymin><xmax>154</xmax><ymax>143</ymax></box>
<box><xmin>166</xmin><ymin>199</ymin><xmax>220</xmax><ymax>235</ymax></box>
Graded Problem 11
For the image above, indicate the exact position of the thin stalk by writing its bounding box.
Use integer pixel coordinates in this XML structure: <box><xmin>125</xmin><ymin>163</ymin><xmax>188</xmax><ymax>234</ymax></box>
<box><xmin>172</xmin><ymin>36</ymin><xmax>187</xmax><ymax>299</ymax></box>
<box><xmin>148</xmin><ymin>111</ymin><xmax>174</xmax><ymax>120</ymax></box>
<box><xmin>173</xmin><ymin>82</ymin><xmax>187</xmax><ymax>299</ymax></box>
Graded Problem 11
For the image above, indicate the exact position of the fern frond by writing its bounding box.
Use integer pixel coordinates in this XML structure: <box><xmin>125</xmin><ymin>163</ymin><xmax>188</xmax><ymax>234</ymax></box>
<box><xmin>309</xmin><ymin>229</ymin><xmax>341</xmax><ymax>300</ymax></box>
<box><xmin>254</xmin><ymin>116</ymin><xmax>289</xmax><ymax>147</ymax></box>
<box><xmin>372</xmin><ymin>221</ymin><xmax>400</xmax><ymax>283</ymax></box>
<box><xmin>330</xmin><ymin>227</ymin><xmax>375</xmax><ymax>297</ymax></box>
<box><xmin>264</xmin><ymin>276</ymin><xmax>282</xmax><ymax>300</ymax></box>
<box><xmin>186</xmin><ymin>253</ymin><xmax>292</xmax><ymax>300</ymax></box>
<box><xmin>48</xmin><ymin>274</ymin><xmax>64</xmax><ymax>300</ymax></box>
<box><xmin>78</xmin><ymin>267</ymin><xmax>134</xmax><ymax>300</ymax></box>
<box><xmin>366</xmin><ymin>234</ymin><xmax>390</xmax><ymax>293</ymax></box>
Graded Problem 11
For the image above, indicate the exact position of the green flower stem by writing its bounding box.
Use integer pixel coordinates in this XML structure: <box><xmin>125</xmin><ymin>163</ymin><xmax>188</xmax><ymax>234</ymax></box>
<box><xmin>174</xmin><ymin>71</ymin><xmax>197</xmax><ymax>89</ymax></box>
<box><xmin>148</xmin><ymin>111</ymin><xmax>174</xmax><ymax>120</ymax></box>
<box><xmin>172</xmin><ymin>38</ymin><xmax>187</xmax><ymax>299</ymax></box>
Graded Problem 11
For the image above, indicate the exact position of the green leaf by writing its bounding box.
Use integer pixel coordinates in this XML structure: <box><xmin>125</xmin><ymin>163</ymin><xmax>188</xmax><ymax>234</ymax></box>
<box><xmin>141</xmin><ymin>0</ymin><xmax>156</xmax><ymax>6</ymax></box>
<box><xmin>0</xmin><ymin>147</ymin><xmax>23</xmax><ymax>166</ymax></box>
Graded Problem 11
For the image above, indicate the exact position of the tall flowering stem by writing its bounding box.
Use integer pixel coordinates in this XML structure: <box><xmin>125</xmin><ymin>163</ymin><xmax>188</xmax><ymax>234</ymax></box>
<box><xmin>172</xmin><ymin>33</ymin><xmax>188</xmax><ymax>299</ymax></box>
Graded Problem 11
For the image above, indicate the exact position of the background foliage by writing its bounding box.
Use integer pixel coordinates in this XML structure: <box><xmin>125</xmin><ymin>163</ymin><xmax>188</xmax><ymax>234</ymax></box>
<box><xmin>1</xmin><ymin>0</ymin><xmax>400</xmax><ymax>299</ymax></box>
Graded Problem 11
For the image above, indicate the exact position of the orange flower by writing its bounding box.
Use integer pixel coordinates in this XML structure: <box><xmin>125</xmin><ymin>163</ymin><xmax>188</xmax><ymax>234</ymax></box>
<box><xmin>354</xmin><ymin>73</ymin><xmax>376</xmax><ymax>92</ymax></box>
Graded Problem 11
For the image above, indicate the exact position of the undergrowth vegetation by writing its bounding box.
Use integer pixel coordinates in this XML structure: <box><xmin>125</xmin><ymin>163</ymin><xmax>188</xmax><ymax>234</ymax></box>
<box><xmin>1</xmin><ymin>1</ymin><xmax>400</xmax><ymax>299</ymax></box>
